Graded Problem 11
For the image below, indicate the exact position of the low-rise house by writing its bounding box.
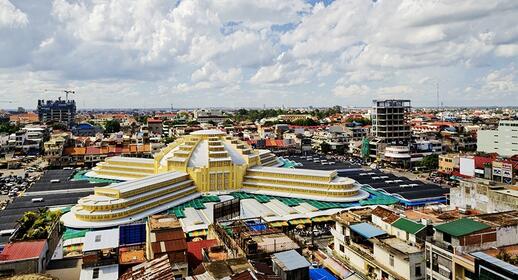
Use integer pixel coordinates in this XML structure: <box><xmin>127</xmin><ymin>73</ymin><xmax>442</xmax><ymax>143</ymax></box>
<box><xmin>271</xmin><ymin>250</ymin><xmax>310</xmax><ymax>280</ymax></box>
<box><xmin>425</xmin><ymin>211</ymin><xmax>518</xmax><ymax>280</ymax></box>
<box><xmin>332</xmin><ymin>209</ymin><xmax>426</xmax><ymax>280</ymax></box>
<box><xmin>0</xmin><ymin>240</ymin><xmax>48</xmax><ymax>276</ymax></box>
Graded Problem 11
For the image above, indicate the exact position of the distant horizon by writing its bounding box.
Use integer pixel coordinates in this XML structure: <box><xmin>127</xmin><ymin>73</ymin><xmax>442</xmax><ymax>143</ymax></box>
<box><xmin>5</xmin><ymin>104</ymin><xmax>518</xmax><ymax>113</ymax></box>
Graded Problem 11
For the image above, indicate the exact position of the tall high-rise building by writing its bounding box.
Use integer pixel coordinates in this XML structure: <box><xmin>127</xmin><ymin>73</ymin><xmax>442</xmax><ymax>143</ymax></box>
<box><xmin>370</xmin><ymin>99</ymin><xmax>411</xmax><ymax>160</ymax></box>
<box><xmin>371</xmin><ymin>99</ymin><xmax>411</xmax><ymax>143</ymax></box>
<box><xmin>37</xmin><ymin>98</ymin><xmax>76</xmax><ymax>127</ymax></box>
<box><xmin>477</xmin><ymin>120</ymin><xmax>518</xmax><ymax>157</ymax></box>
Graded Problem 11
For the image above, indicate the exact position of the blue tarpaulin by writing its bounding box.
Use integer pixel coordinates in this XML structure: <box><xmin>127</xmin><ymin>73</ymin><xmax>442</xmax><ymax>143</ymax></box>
<box><xmin>349</xmin><ymin>222</ymin><xmax>386</xmax><ymax>239</ymax></box>
<box><xmin>310</xmin><ymin>268</ymin><xmax>338</xmax><ymax>280</ymax></box>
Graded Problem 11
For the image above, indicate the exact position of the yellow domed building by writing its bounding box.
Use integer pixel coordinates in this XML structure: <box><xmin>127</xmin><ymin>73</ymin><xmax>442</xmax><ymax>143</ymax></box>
<box><xmin>62</xmin><ymin>130</ymin><xmax>369</xmax><ymax>228</ymax></box>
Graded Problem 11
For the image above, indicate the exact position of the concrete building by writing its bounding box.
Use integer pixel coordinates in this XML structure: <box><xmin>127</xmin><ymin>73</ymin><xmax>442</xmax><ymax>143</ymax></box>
<box><xmin>438</xmin><ymin>154</ymin><xmax>460</xmax><ymax>174</ymax></box>
<box><xmin>425</xmin><ymin>211</ymin><xmax>518</xmax><ymax>280</ymax></box>
<box><xmin>37</xmin><ymin>98</ymin><xmax>76</xmax><ymax>127</ymax></box>
<box><xmin>146</xmin><ymin>118</ymin><xmax>164</xmax><ymax>135</ymax></box>
<box><xmin>194</xmin><ymin>109</ymin><xmax>227</xmax><ymax>123</ymax></box>
<box><xmin>146</xmin><ymin>214</ymin><xmax>188</xmax><ymax>278</ymax></box>
<box><xmin>0</xmin><ymin>240</ymin><xmax>48</xmax><ymax>276</ymax></box>
<box><xmin>371</xmin><ymin>100</ymin><xmax>411</xmax><ymax>145</ymax></box>
<box><xmin>450</xmin><ymin>178</ymin><xmax>518</xmax><ymax>213</ymax></box>
<box><xmin>82</xmin><ymin>228</ymin><xmax>119</xmax><ymax>269</ymax></box>
<box><xmin>370</xmin><ymin>99</ymin><xmax>412</xmax><ymax>164</ymax></box>
<box><xmin>477</xmin><ymin>120</ymin><xmax>518</xmax><ymax>157</ymax></box>
<box><xmin>332</xmin><ymin>208</ymin><xmax>426</xmax><ymax>280</ymax></box>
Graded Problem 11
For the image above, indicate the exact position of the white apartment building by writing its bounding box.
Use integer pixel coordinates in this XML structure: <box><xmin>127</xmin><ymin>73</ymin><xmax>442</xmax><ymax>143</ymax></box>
<box><xmin>477</xmin><ymin>120</ymin><xmax>518</xmax><ymax>157</ymax></box>
<box><xmin>332</xmin><ymin>208</ymin><xmax>426</xmax><ymax>280</ymax></box>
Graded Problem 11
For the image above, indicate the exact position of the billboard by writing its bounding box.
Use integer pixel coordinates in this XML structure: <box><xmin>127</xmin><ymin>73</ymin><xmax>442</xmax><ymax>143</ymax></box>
<box><xmin>459</xmin><ymin>157</ymin><xmax>475</xmax><ymax>177</ymax></box>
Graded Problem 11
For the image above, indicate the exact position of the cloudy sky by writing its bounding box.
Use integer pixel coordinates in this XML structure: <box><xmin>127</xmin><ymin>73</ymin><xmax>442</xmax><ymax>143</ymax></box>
<box><xmin>1</xmin><ymin>0</ymin><xmax>517</xmax><ymax>109</ymax></box>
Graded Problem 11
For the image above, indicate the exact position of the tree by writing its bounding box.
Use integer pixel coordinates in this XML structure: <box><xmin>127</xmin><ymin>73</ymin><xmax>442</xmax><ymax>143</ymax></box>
<box><xmin>104</xmin><ymin>120</ymin><xmax>121</xmax><ymax>133</ymax></box>
<box><xmin>320</xmin><ymin>142</ymin><xmax>331</xmax><ymax>154</ymax></box>
<box><xmin>0</xmin><ymin>121</ymin><xmax>19</xmax><ymax>134</ymax></box>
<box><xmin>421</xmin><ymin>154</ymin><xmax>439</xmax><ymax>170</ymax></box>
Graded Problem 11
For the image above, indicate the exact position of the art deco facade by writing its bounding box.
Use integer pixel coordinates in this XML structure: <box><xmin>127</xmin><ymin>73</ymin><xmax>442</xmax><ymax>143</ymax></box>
<box><xmin>62</xmin><ymin>130</ymin><xmax>368</xmax><ymax>228</ymax></box>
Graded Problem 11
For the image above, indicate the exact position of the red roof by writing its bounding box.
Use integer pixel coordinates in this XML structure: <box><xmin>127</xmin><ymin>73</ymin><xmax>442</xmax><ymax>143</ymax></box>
<box><xmin>186</xmin><ymin>239</ymin><xmax>217</xmax><ymax>269</ymax></box>
<box><xmin>0</xmin><ymin>240</ymin><xmax>46</xmax><ymax>261</ymax></box>
<box><xmin>474</xmin><ymin>155</ymin><xmax>497</xmax><ymax>169</ymax></box>
<box><xmin>147</xmin><ymin>118</ymin><xmax>163</xmax><ymax>123</ymax></box>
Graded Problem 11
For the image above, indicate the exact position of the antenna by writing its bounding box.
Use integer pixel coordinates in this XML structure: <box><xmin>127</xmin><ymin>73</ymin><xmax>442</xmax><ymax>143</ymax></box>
<box><xmin>436</xmin><ymin>81</ymin><xmax>439</xmax><ymax>109</ymax></box>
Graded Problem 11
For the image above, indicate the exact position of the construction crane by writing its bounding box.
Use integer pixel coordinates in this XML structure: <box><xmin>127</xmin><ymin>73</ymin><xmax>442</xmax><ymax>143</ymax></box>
<box><xmin>44</xmin><ymin>89</ymin><xmax>76</xmax><ymax>101</ymax></box>
<box><xmin>0</xmin><ymin>100</ymin><xmax>13</xmax><ymax>103</ymax></box>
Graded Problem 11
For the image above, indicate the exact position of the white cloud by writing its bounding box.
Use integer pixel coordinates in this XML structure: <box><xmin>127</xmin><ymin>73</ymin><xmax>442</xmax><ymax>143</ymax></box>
<box><xmin>0</xmin><ymin>0</ymin><xmax>518</xmax><ymax>108</ymax></box>
<box><xmin>333</xmin><ymin>84</ymin><xmax>370</xmax><ymax>98</ymax></box>
<box><xmin>0</xmin><ymin>0</ymin><xmax>28</xmax><ymax>28</ymax></box>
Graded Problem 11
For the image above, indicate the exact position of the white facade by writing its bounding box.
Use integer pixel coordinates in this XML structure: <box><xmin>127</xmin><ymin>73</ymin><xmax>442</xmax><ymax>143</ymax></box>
<box><xmin>332</xmin><ymin>221</ymin><xmax>425</xmax><ymax>280</ymax></box>
<box><xmin>477</xmin><ymin>120</ymin><xmax>518</xmax><ymax>157</ymax></box>
<box><xmin>449</xmin><ymin>178</ymin><xmax>518</xmax><ymax>213</ymax></box>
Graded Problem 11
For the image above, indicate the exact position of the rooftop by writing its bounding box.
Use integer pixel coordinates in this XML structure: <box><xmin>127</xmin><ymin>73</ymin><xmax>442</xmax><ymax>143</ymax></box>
<box><xmin>391</xmin><ymin>218</ymin><xmax>426</xmax><ymax>234</ymax></box>
<box><xmin>434</xmin><ymin>218</ymin><xmax>490</xmax><ymax>237</ymax></box>
<box><xmin>148</xmin><ymin>214</ymin><xmax>182</xmax><ymax>231</ymax></box>
<box><xmin>473</xmin><ymin>210</ymin><xmax>518</xmax><ymax>227</ymax></box>
<box><xmin>249</xmin><ymin>165</ymin><xmax>336</xmax><ymax>178</ymax></box>
<box><xmin>83</xmin><ymin>228</ymin><xmax>119</xmax><ymax>251</ymax></box>
<box><xmin>105</xmin><ymin>171</ymin><xmax>188</xmax><ymax>194</ymax></box>
<box><xmin>272</xmin><ymin>250</ymin><xmax>310</xmax><ymax>271</ymax></box>
<box><xmin>375</xmin><ymin>237</ymin><xmax>422</xmax><ymax>255</ymax></box>
<box><xmin>350</xmin><ymin>222</ymin><xmax>387</xmax><ymax>239</ymax></box>
<box><xmin>371</xmin><ymin>206</ymin><xmax>400</xmax><ymax>224</ymax></box>
<box><xmin>0</xmin><ymin>240</ymin><xmax>46</xmax><ymax>261</ymax></box>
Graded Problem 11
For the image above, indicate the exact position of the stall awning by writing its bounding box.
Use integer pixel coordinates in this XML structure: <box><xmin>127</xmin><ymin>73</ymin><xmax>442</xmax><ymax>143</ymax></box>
<box><xmin>289</xmin><ymin>218</ymin><xmax>311</xmax><ymax>225</ymax></box>
<box><xmin>188</xmin><ymin>229</ymin><xmax>208</xmax><ymax>237</ymax></box>
<box><xmin>270</xmin><ymin>221</ymin><xmax>289</xmax><ymax>227</ymax></box>
<box><xmin>311</xmin><ymin>216</ymin><xmax>332</xmax><ymax>222</ymax></box>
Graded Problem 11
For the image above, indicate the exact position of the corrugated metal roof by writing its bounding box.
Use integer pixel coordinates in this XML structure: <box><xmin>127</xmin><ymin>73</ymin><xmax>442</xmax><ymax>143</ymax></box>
<box><xmin>272</xmin><ymin>250</ymin><xmax>310</xmax><ymax>271</ymax></box>
<box><xmin>349</xmin><ymin>222</ymin><xmax>387</xmax><ymax>239</ymax></box>
<box><xmin>0</xmin><ymin>240</ymin><xmax>46</xmax><ymax>261</ymax></box>
<box><xmin>391</xmin><ymin>218</ymin><xmax>425</xmax><ymax>234</ymax></box>
<box><xmin>434</xmin><ymin>218</ymin><xmax>489</xmax><ymax>237</ymax></box>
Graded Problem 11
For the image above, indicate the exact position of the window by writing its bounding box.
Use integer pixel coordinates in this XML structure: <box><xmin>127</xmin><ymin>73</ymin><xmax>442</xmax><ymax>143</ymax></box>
<box><xmin>92</xmin><ymin>268</ymin><xmax>100</xmax><ymax>279</ymax></box>
<box><xmin>389</xmin><ymin>254</ymin><xmax>394</xmax><ymax>266</ymax></box>
<box><xmin>415</xmin><ymin>264</ymin><xmax>422</xmax><ymax>277</ymax></box>
<box><xmin>339</xmin><ymin>244</ymin><xmax>345</xmax><ymax>253</ymax></box>
<box><xmin>95</xmin><ymin>235</ymin><xmax>101</xmax><ymax>242</ymax></box>
<box><xmin>443</xmin><ymin>233</ymin><xmax>451</xmax><ymax>243</ymax></box>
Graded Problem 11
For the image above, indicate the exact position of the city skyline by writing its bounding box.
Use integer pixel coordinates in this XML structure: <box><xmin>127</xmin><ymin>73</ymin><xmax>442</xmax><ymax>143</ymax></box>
<box><xmin>1</xmin><ymin>0</ymin><xmax>518</xmax><ymax>108</ymax></box>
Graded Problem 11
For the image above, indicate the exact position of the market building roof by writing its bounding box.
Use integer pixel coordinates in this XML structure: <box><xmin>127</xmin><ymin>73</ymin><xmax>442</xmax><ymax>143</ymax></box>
<box><xmin>391</xmin><ymin>218</ymin><xmax>426</xmax><ymax>234</ymax></box>
<box><xmin>434</xmin><ymin>218</ymin><xmax>490</xmax><ymax>237</ymax></box>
